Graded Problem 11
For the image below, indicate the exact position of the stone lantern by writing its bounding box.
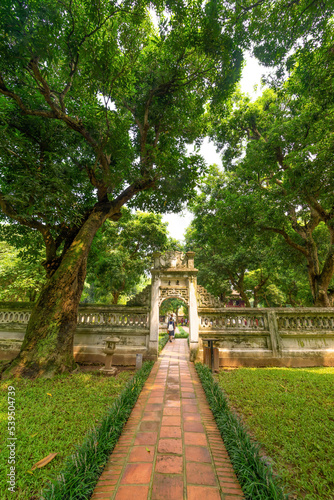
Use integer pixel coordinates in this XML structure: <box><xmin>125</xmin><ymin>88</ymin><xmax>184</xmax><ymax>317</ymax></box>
<box><xmin>100</xmin><ymin>336</ymin><xmax>120</xmax><ymax>375</ymax></box>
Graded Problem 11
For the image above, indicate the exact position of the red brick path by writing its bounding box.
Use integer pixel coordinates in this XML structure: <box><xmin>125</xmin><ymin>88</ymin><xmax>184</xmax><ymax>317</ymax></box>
<box><xmin>91</xmin><ymin>339</ymin><xmax>244</xmax><ymax>499</ymax></box>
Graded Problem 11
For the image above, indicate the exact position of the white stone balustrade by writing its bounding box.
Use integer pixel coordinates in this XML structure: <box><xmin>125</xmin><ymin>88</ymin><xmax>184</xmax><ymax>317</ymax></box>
<box><xmin>198</xmin><ymin>307</ymin><xmax>334</xmax><ymax>368</ymax></box>
<box><xmin>200</xmin><ymin>313</ymin><xmax>266</xmax><ymax>330</ymax></box>
<box><xmin>0</xmin><ymin>311</ymin><xmax>31</xmax><ymax>324</ymax></box>
<box><xmin>277</xmin><ymin>314</ymin><xmax>334</xmax><ymax>330</ymax></box>
<box><xmin>0</xmin><ymin>306</ymin><xmax>149</xmax><ymax>329</ymax></box>
<box><xmin>0</xmin><ymin>303</ymin><xmax>150</xmax><ymax>366</ymax></box>
<box><xmin>77</xmin><ymin>311</ymin><xmax>149</xmax><ymax>328</ymax></box>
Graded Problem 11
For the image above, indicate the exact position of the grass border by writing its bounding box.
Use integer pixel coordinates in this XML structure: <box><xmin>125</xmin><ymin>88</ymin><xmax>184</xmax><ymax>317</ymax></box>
<box><xmin>176</xmin><ymin>326</ymin><xmax>188</xmax><ymax>337</ymax></box>
<box><xmin>42</xmin><ymin>361</ymin><xmax>154</xmax><ymax>500</ymax></box>
<box><xmin>159</xmin><ymin>333</ymin><xmax>169</xmax><ymax>353</ymax></box>
<box><xmin>195</xmin><ymin>363</ymin><xmax>288</xmax><ymax>500</ymax></box>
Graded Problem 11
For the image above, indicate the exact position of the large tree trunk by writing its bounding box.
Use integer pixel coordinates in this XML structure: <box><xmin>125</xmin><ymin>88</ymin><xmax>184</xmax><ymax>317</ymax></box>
<box><xmin>229</xmin><ymin>271</ymin><xmax>251</xmax><ymax>308</ymax></box>
<box><xmin>3</xmin><ymin>260</ymin><xmax>87</xmax><ymax>379</ymax></box>
<box><xmin>315</xmin><ymin>234</ymin><xmax>334</xmax><ymax>307</ymax></box>
<box><xmin>2</xmin><ymin>209</ymin><xmax>108</xmax><ymax>379</ymax></box>
<box><xmin>306</xmin><ymin>238</ymin><xmax>334</xmax><ymax>307</ymax></box>
<box><xmin>307</xmin><ymin>263</ymin><xmax>333</xmax><ymax>307</ymax></box>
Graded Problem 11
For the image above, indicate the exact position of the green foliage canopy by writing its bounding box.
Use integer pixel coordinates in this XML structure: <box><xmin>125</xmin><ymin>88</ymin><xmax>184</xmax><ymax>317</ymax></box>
<box><xmin>186</xmin><ymin>167</ymin><xmax>287</xmax><ymax>307</ymax></box>
<box><xmin>0</xmin><ymin>0</ymin><xmax>246</xmax><ymax>278</ymax></box>
<box><xmin>84</xmin><ymin>209</ymin><xmax>169</xmax><ymax>303</ymax></box>
<box><xmin>0</xmin><ymin>241</ymin><xmax>45</xmax><ymax>302</ymax></box>
<box><xmin>209</xmin><ymin>34</ymin><xmax>334</xmax><ymax>306</ymax></box>
<box><xmin>160</xmin><ymin>297</ymin><xmax>187</xmax><ymax>319</ymax></box>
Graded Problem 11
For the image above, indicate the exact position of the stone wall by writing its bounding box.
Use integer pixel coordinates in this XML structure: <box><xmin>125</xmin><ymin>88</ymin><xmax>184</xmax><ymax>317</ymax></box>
<box><xmin>0</xmin><ymin>303</ymin><xmax>151</xmax><ymax>366</ymax></box>
<box><xmin>198</xmin><ymin>307</ymin><xmax>334</xmax><ymax>367</ymax></box>
<box><xmin>2</xmin><ymin>301</ymin><xmax>334</xmax><ymax>368</ymax></box>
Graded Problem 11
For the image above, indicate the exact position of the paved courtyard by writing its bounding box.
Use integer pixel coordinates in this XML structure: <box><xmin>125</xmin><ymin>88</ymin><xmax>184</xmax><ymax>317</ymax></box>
<box><xmin>91</xmin><ymin>339</ymin><xmax>244</xmax><ymax>499</ymax></box>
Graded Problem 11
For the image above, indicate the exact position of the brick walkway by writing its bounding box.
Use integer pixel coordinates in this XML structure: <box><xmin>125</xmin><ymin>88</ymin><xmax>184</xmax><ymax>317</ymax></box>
<box><xmin>91</xmin><ymin>339</ymin><xmax>244</xmax><ymax>500</ymax></box>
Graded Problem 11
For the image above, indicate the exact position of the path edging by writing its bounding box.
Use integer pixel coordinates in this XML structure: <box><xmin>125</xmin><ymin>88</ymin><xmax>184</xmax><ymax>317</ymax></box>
<box><xmin>195</xmin><ymin>363</ymin><xmax>288</xmax><ymax>500</ymax></box>
<box><xmin>42</xmin><ymin>361</ymin><xmax>154</xmax><ymax>500</ymax></box>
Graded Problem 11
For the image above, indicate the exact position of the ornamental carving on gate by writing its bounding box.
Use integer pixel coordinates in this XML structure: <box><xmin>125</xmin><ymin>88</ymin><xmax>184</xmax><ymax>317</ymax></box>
<box><xmin>197</xmin><ymin>285</ymin><xmax>223</xmax><ymax>308</ymax></box>
<box><xmin>126</xmin><ymin>252</ymin><xmax>224</xmax><ymax>310</ymax></box>
<box><xmin>159</xmin><ymin>286</ymin><xmax>189</xmax><ymax>306</ymax></box>
<box><xmin>126</xmin><ymin>285</ymin><xmax>151</xmax><ymax>307</ymax></box>
<box><xmin>157</xmin><ymin>251</ymin><xmax>189</xmax><ymax>270</ymax></box>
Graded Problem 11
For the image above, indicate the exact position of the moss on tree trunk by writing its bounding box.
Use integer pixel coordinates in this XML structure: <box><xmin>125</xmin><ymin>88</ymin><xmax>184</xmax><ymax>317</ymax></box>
<box><xmin>2</xmin><ymin>209</ymin><xmax>108</xmax><ymax>379</ymax></box>
<box><xmin>3</xmin><ymin>259</ymin><xmax>87</xmax><ymax>379</ymax></box>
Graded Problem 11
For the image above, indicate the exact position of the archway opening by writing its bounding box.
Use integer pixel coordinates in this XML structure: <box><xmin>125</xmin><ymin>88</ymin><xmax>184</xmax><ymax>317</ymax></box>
<box><xmin>159</xmin><ymin>297</ymin><xmax>188</xmax><ymax>333</ymax></box>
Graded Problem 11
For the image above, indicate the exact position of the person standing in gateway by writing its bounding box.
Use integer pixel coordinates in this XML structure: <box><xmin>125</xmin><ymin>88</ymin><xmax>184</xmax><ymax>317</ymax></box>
<box><xmin>167</xmin><ymin>316</ymin><xmax>175</xmax><ymax>342</ymax></box>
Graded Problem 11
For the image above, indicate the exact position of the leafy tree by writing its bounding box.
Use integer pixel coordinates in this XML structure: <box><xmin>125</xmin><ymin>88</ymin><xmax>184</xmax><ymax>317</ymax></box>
<box><xmin>0</xmin><ymin>0</ymin><xmax>332</xmax><ymax>378</ymax></box>
<box><xmin>84</xmin><ymin>209</ymin><xmax>169</xmax><ymax>304</ymax></box>
<box><xmin>229</xmin><ymin>0</ymin><xmax>333</xmax><ymax>69</ymax></box>
<box><xmin>186</xmin><ymin>167</ymin><xmax>281</xmax><ymax>307</ymax></box>
<box><xmin>209</xmin><ymin>35</ymin><xmax>334</xmax><ymax>306</ymax></box>
<box><xmin>0</xmin><ymin>0</ymin><xmax>245</xmax><ymax>378</ymax></box>
<box><xmin>0</xmin><ymin>241</ymin><xmax>45</xmax><ymax>302</ymax></box>
<box><xmin>186</xmin><ymin>165</ymin><xmax>323</xmax><ymax>307</ymax></box>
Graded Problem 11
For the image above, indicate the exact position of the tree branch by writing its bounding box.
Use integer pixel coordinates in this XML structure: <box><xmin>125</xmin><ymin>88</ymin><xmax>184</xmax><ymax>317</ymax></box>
<box><xmin>0</xmin><ymin>192</ymin><xmax>57</xmax><ymax>261</ymax></box>
<box><xmin>262</xmin><ymin>225</ymin><xmax>308</xmax><ymax>256</ymax></box>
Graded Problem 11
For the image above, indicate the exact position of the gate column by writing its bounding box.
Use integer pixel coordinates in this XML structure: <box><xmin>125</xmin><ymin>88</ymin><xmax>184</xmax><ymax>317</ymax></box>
<box><xmin>186</xmin><ymin>252</ymin><xmax>199</xmax><ymax>353</ymax></box>
<box><xmin>149</xmin><ymin>252</ymin><xmax>161</xmax><ymax>357</ymax></box>
<box><xmin>188</xmin><ymin>276</ymin><xmax>199</xmax><ymax>349</ymax></box>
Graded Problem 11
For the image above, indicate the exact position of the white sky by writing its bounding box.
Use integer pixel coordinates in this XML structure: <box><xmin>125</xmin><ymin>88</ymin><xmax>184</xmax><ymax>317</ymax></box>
<box><xmin>163</xmin><ymin>54</ymin><xmax>271</xmax><ymax>242</ymax></box>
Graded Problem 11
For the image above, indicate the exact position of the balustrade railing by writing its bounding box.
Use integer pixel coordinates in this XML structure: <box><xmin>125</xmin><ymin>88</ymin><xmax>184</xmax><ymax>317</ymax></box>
<box><xmin>0</xmin><ymin>311</ymin><xmax>31</xmax><ymax>324</ymax></box>
<box><xmin>198</xmin><ymin>308</ymin><xmax>334</xmax><ymax>333</ymax></box>
<box><xmin>276</xmin><ymin>313</ymin><xmax>334</xmax><ymax>330</ymax></box>
<box><xmin>77</xmin><ymin>311</ymin><xmax>149</xmax><ymax>328</ymax></box>
<box><xmin>199</xmin><ymin>310</ymin><xmax>267</xmax><ymax>330</ymax></box>
<box><xmin>197</xmin><ymin>307</ymin><xmax>334</xmax><ymax>369</ymax></box>
<box><xmin>0</xmin><ymin>304</ymin><xmax>149</xmax><ymax>329</ymax></box>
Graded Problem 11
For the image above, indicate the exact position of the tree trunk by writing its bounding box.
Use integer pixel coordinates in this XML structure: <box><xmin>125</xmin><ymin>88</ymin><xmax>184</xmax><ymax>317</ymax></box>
<box><xmin>3</xmin><ymin>260</ymin><xmax>87</xmax><ymax>379</ymax></box>
<box><xmin>229</xmin><ymin>271</ymin><xmax>251</xmax><ymax>307</ymax></box>
<box><xmin>253</xmin><ymin>290</ymin><xmax>259</xmax><ymax>308</ymax></box>
<box><xmin>2</xmin><ymin>209</ymin><xmax>108</xmax><ymax>379</ymax></box>
<box><xmin>314</xmin><ymin>240</ymin><xmax>334</xmax><ymax>307</ymax></box>
<box><xmin>306</xmin><ymin>239</ymin><xmax>334</xmax><ymax>307</ymax></box>
<box><xmin>112</xmin><ymin>280</ymin><xmax>125</xmax><ymax>304</ymax></box>
<box><xmin>238</xmin><ymin>289</ymin><xmax>251</xmax><ymax>308</ymax></box>
<box><xmin>288</xmin><ymin>289</ymin><xmax>296</xmax><ymax>307</ymax></box>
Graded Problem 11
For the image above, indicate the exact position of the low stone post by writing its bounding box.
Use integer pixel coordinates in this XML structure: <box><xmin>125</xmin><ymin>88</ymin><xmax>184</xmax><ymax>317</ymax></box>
<box><xmin>136</xmin><ymin>353</ymin><xmax>143</xmax><ymax>371</ymax></box>
<box><xmin>267</xmin><ymin>311</ymin><xmax>282</xmax><ymax>357</ymax></box>
<box><xmin>149</xmin><ymin>271</ymin><xmax>160</xmax><ymax>359</ymax></box>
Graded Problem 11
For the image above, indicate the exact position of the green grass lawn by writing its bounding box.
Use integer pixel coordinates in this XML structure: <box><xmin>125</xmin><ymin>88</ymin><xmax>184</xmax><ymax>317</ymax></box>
<box><xmin>175</xmin><ymin>326</ymin><xmax>188</xmax><ymax>337</ymax></box>
<box><xmin>218</xmin><ymin>367</ymin><xmax>334</xmax><ymax>500</ymax></box>
<box><xmin>0</xmin><ymin>370</ymin><xmax>131</xmax><ymax>499</ymax></box>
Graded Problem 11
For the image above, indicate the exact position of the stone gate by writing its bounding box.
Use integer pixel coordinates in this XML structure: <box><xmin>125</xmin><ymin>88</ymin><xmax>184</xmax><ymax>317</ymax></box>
<box><xmin>148</xmin><ymin>251</ymin><xmax>199</xmax><ymax>356</ymax></box>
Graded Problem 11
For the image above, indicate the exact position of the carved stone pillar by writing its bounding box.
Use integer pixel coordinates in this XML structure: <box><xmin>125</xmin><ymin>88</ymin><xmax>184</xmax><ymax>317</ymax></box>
<box><xmin>188</xmin><ymin>276</ymin><xmax>199</xmax><ymax>351</ymax></box>
<box><xmin>267</xmin><ymin>311</ymin><xmax>282</xmax><ymax>357</ymax></box>
<box><xmin>152</xmin><ymin>251</ymin><xmax>161</xmax><ymax>269</ymax></box>
<box><xmin>149</xmin><ymin>274</ymin><xmax>160</xmax><ymax>357</ymax></box>
<box><xmin>186</xmin><ymin>251</ymin><xmax>195</xmax><ymax>269</ymax></box>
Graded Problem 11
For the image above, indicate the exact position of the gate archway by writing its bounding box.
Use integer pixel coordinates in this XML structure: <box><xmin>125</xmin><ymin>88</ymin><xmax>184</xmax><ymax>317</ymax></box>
<box><xmin>148</xmin><ymin>251</ymin><xmax>199</xmax><ymax>355</ymax></box>
<box><xmin>159</xmin><ymin>296</ymin><xmax>188</xmax><ymax>331</ymax></box>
